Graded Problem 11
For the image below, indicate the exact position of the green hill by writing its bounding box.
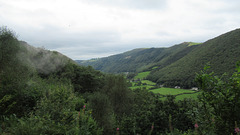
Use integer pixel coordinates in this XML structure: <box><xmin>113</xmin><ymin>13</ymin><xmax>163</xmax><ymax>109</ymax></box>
<box><xmin>77</xmin><ymin>42</ymin><xmax>199</xmax><ymax>73</ymax></box>
<box><xmin>77</xmin><ymin>28</ymin><xmax>240</xmax><ymax>88</ymax></box>
<box><xmin>148</xmin><ymin>28</ymin><xmax>240</xmax><ymax>88</ymax></box>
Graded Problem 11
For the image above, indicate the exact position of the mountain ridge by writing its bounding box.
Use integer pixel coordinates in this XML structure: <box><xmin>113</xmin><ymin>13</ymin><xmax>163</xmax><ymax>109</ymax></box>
<box><xmin>77</xmin><ymin>42</ymin><xmax>200</xmax><ymax>73</ymax></box>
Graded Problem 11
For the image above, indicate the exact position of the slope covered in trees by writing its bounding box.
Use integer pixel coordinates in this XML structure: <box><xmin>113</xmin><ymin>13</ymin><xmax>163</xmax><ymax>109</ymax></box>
<box><xmin>78</xmin><ymin>28</ymin><xmax>240</xmax><ymax>88</ymax></box>
<box><xmin>77</xmin><ymin>42</ymin><xmax>199</xmax><ymax>73</ymax></box>
<box><xmin>148</xmin><ymin>28</ymin><xmax>240</xmax><ymax>88</ymax></box>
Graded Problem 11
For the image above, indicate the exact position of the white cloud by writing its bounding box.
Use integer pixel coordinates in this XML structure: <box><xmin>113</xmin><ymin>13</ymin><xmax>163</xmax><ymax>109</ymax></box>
<box><xmin>0</xmin><ymin>0</ymin><xmax>239</xmax><ymax>59</ymax></box>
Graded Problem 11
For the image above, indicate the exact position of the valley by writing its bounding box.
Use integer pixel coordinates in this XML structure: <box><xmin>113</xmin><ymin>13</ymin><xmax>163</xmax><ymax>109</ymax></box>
<box><xmin>128</xmin><ymin>71</ymin><xmax>200</xmax><ymax>100</ymax></box>
<box><xmin>78</xmin><ymin>28</ymin><xmax>240</xmax><ymax>89</ymax></box>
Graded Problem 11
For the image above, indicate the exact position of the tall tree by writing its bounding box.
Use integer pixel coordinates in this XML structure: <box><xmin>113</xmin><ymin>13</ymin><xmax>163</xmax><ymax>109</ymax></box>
<box><xmin>0</xmin><ymin>27</ymin><xmax>35</xmax><ymax>117</ymax></box>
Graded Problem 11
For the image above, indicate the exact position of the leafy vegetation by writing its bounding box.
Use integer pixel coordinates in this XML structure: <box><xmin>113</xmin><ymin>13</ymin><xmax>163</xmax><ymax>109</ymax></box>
<box><xmin>1</xmin><ymin>27</ymin><xmax>240</xmax><ymax>135</ymax></box>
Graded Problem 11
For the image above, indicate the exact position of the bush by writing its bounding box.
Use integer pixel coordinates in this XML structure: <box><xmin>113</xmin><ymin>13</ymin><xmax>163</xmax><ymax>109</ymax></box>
<box><xmin>195</xmin><ymin>63</ymin><xmax>240</xmax><ymax>134</ymax></box>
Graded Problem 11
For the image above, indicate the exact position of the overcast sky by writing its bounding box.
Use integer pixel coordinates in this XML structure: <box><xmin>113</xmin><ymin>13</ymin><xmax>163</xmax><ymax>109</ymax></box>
<box><xmin>0</xmin><ymin>0</ymin><xmax>240</xmax><ymax>60</ymax></box>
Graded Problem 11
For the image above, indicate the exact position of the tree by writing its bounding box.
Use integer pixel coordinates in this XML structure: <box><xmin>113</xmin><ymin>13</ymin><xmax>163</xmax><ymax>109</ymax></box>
<box><xmin>0</xmin><ymin>27</ymin><xmax>36</xmax><ymax>117</ymax></box>
<box><xmin>195</xmin><ymin>63</ymin><xmax>240</xmax><ymax>134</ymax></box>
<box><xmin>88</xmin><ymin>92</ymin><xmax>115</xmax><ymax>135</ymax></box>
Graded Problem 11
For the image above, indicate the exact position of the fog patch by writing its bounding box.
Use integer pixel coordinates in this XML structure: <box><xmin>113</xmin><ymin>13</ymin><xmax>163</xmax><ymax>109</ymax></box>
<box><xmin>18</xmin><ymin>41</ymin><xmax>71</xmax><ymax>75</ymax></box>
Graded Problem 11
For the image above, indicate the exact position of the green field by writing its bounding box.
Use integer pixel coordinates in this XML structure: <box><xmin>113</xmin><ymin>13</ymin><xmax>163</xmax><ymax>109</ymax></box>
<box><xmin>134</xmin><ymin>71</ymin><xmax>150</xmax><ymax>80</ymax></box>
<box><xmin>129</xmin><ymin>85</ymin><xmax>154</xmax><ymax>90</ymax></box>
<box><xmin>150</xmin><ymin>87</ymin><xmax>199</xmax><ymax>100</ymax></box>
<box><xmin>150</xmin><ymin>87</ymin><xmax>195</xmax><ymax>95</ymax></box>
<box><xmin>130</xmin><ymin>71</ymin><xmax>156</xmax><ymax>89</ymax></box>
<box><xmin>175</xmin><ymin>92</ymin><xmax>200</xmax><ymax>100</ymax></box>
<box><xmin>188</xmin><ymin>42</ymin><xmax>201</xmax><ymax>46</ymax></box>
<box><xmin>141</xmin><ymin>80</ymin><xmax>156</xmax><ymax>85</ymax></box>
<box><xmin>130</xmin><ymin>71</ymin><xmax>199</xmax><ymax>100</ymax></box>
<box><xmin>152</xmin><ymin>66</ymin><xmax>158</xmax><ymax>69</ymax></box>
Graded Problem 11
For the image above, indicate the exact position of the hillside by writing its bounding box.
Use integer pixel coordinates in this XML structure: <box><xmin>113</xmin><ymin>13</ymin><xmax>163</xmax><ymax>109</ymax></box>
<box><xmin>18</xmin><ymin>41</ymin><xmax>75</xmax><ymax>75</ymax></box>
<box><xmin>77</xmin><ymin>42</ymin><xmax>199</xmax><ymax>73</ymax></box>
<box><xmin>77</xmin><ymin>28</ymin><xmax>240</xmax><ymax>88</ymax></box>
<box><xmin>148</xmin><ymin>28</ymin><xmax>240</xmax><ymax>88</ymax></box>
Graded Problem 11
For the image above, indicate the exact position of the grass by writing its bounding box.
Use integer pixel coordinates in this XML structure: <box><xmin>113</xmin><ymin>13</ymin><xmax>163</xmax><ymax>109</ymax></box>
<box><xmin>129</xmin><ymin>85</ymin><xmax>154</xmax><ymax>90</ymax></box>
<box><xmin>130</xmin><ymin>71</ymin><xmax>199</xmax><ymax>101</ymax></box>
<box><xmin>150</xmin><ymin>87</ymin><xmax>195</xmax><ymax>95</ymax></box>
<box><xmin>152</xmin><ymin>66</ymin><xmax>158</xmax><ymax>70</ymax></box>
<box><xmin>130</xmin><ymin>73</ymin><xmax>156</xmax><ymax>90</ymax></box>
<box><xmin>188</xmin><ymin>42</ymin><xmax>201</xmax><ymax>47</ymax></box>
<box><xmin>150</xmin><ymin>87</ymin><xmax>199</xmax><ymax>100</ymax></box>
<box><xmin>134</xmin><ymin>71</ymin><xmax>150</xmax><ymax>80</ymax></box>
<box><xmin>175</xmin><ymin>92</ymin><xmax>201</xmax><ymax>100</ymax></box>
<box><xmin>141</xmin><ymin>80</ymin><xmax>156</xmax><ymax>85</ymax></box>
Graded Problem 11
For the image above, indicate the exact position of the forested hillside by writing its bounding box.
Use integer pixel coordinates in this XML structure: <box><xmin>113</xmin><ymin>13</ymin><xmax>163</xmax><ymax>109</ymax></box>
<box><xmin>148</xmin><ymin>28</ymin><xmax>240</xmax><ymax>88</ymax></box>
<box><xmin>78</xmin><ymin>29</ymin><xmax>240</xmax><ymax>88</ymax></box>
<box><xmin>77</xmin><ymin>42</ymin><xmax>199</xmax><ymax>73</ymax></box>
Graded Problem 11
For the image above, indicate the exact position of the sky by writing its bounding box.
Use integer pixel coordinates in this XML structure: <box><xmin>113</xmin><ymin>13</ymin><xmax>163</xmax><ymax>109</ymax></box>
<box><xmin>0</xmin><ymin>0</ymin><xmax>240</xmax><ymax>60</ymax></box>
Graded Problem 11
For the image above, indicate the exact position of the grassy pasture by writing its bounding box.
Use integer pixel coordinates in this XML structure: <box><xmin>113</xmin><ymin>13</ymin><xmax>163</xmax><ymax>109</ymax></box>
<box><xmin>150</xmin><ymin>87</ymin><xmax>195</xmax><ymax>95</ymax></box>
<box><xmin>141</xmin><ymin>80</ymin><xmax>156</xmax><ymax>85</ymax></box>
<box><xmin>134</xmin><ymin>71</ymin><xmax>150</xmax><ymax>79</ymax></box>
<box><xmin>150</xmin><ymin>87</ymin><xmax>200</xmax><ymax>100</ymax></box>
<box><xmin>175</xmin><ymin>92</ymin><xmax>200</xmax><ymax>100</ymax></box>
<box><xmin>188</xmin><ymin>42</ymin><xmax>201</xmax><ymax>46</ymax></box>
<box><xmin>129</xmin><ymin>85</ymin><xmax>154</xmax><ymax>90</ymax></box>
<box><xmin>152</xmin><ymin>66</ymin><xmax>158</xmax><ymax>69</ymax></box>
<box><xmin>130</xmin><ymin>71</ymin><xmax>199</xmax><ymax>100</ymax></box>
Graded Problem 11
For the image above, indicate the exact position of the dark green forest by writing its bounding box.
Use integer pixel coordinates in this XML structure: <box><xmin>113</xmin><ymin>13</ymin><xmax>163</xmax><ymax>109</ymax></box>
<box><xmin>1</xmin><ymin>27</ymin><xmax>240</xmax><ymax>135</ymax></box>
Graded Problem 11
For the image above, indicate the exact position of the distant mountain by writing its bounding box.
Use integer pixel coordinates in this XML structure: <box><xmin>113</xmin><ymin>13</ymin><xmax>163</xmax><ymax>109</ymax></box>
<box><xmin>77</xmin><ymin>28</ymin><xmax>240</xmax><ymax>88</ymax></box>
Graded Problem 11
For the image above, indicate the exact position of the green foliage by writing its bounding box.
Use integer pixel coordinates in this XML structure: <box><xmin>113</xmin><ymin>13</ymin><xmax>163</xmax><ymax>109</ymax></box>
<box><xmin>87</xmin><ymin>74</ymin><xmax>134</xmax><ymax>134</ymax></box>
<box><xmin>0</xmin><ymin>26</ymin><xmax>18</xmax><ymax>67</ymax></box>
<box><xmin>0</xmin><ymin>27</ymin><xmax>38</xmax><ymax>117</ymax></box>
<box><xmin>102</xmin><ymin>75</ymin><xmax>134</xmax><ymax>116</ymax></box>
<box><xmin>195</xmin><ymin>63</ymin><xmax>240</xmax><ymax>134</ymax></box>
<box><xmin>117</xmin><ymin>89</ymin><xmax>156</xmax><ymax>135</ymax></box>
<box><xmin>1</xmin><ymin>78</ymin><xmax>102</xmax><ymax>135</ymax></box>
<box><xmin>2</xmin><ymin>107</ymin><xmax>102</xmax><ymax>135</ymax></box>
<box><xmin>55</xmin><ymin>63</ymin><xmax>105</xmax><ymax>93</ymax></box>
<box><xmin>2</xmin><ymin>27</ymin><xmax>240</xmax><ymax>135</ymax></box>
<box><xmin>88</xmin><ymin>92</ymin><xmax>115</xmax><ymax>135</ymax></box>
<box><xmin>0</xmin><ymin>27</ymin><xmax>103</xmax><ymax>134</ymax></box>
<box><xmin>118</xmin><ymin>90</ymin><xmax>198</xmax><ymax>135</ymax></box>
